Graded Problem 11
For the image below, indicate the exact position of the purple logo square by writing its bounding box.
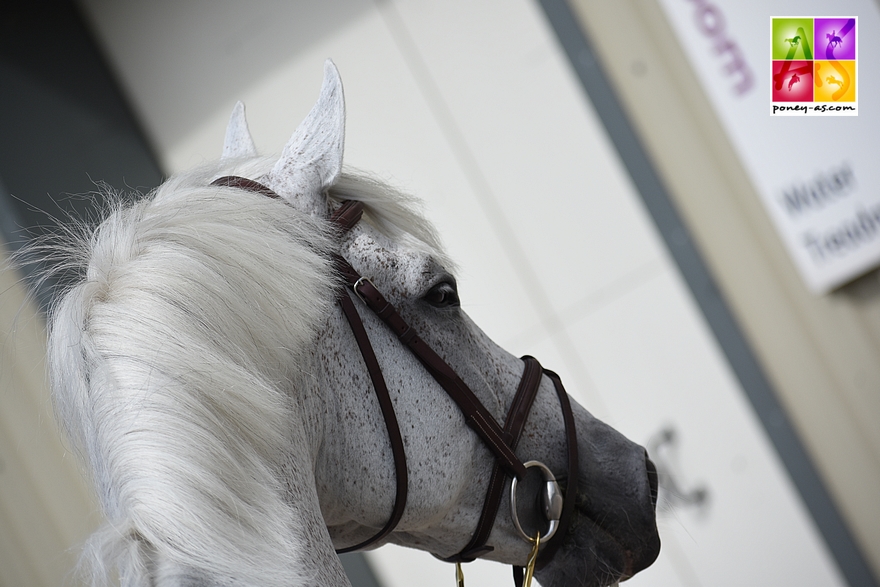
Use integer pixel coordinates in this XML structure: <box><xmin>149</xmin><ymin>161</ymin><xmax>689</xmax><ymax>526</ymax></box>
<box><xmin>815</xmin><ymin>18</ymin><xmax>856</xmax><ymax>60</ymax></box>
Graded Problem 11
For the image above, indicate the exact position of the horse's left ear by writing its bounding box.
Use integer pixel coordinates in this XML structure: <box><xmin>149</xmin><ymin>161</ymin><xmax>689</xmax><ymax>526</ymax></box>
<box><xmin>222</xmin><ymin>101</ymin><xmax>258</xmax><ymax>159</ymax></box>
<box><xmin>267</xmin><ymin>59</ymin><xmax>345</xmax><ymax>216</ymax></box>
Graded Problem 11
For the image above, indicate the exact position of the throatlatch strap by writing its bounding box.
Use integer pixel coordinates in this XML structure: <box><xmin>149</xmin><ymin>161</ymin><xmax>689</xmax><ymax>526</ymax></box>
<box><xmin>330</xmin><ymin>196</ymin><xmax>405</xmax><ymax>553</ymax></box>
<box><xmin>334</xmin><ymin>290</ymin><xmax>409</xmax><ymax>553</ymax></box>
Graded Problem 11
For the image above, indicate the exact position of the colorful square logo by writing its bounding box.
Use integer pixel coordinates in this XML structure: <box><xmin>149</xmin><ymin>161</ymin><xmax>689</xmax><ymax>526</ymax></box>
<box><xmin>771</xmin><ymin>17</ymin><xmax>857</xmax><ymax>115</ymax></box>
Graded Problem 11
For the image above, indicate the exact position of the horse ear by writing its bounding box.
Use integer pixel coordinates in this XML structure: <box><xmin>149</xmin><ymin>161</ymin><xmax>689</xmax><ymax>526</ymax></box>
<box><xmin>267</xmin><ymin>60</ymin><xmax>345</xmax><ymax>216</ymax></box>
<box><xmin>222</xmin><ymin>101</ymin><xmax>258</xmax><ymax>159</ymax></box>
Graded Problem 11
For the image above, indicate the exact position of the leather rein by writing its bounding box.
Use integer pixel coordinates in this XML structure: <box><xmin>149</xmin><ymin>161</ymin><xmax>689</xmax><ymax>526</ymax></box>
<box><xmin>211</xmin><ymin>176</ymin><xmax>579</xmax><ymax>584</ymax></box>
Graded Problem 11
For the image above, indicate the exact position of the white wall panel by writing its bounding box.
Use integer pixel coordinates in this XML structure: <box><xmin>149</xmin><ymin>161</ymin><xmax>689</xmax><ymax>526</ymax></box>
<box><xmin>15</xmin><ymin>0</ymin><xmax>846</xmax><ymax>585</ymax></box>
<box><xmin>0</xmin><ymin>244</ymin><xmax>100</xmax><ymax>587</ymax></box>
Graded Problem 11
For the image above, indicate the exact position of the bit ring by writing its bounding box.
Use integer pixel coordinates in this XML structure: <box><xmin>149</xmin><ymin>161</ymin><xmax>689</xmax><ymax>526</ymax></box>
<box><xmin>510</xmin><ymin>460</ymin><xmax>563</xmax><ymax>544</ymax></box>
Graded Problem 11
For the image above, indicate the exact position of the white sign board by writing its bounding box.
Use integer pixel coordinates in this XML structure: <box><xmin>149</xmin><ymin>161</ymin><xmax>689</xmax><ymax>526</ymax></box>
<box><xmin>656</xmin><ymin>0</ymin><xmax>880</xmax><ymax>293</ymax></box>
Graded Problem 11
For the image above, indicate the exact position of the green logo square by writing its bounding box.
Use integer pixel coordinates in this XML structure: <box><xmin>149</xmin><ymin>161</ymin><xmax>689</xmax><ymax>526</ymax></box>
<box><xmin>772</xmin><ymin>18</ymin><xmax>814</xmax><ymax>60</ymax></box>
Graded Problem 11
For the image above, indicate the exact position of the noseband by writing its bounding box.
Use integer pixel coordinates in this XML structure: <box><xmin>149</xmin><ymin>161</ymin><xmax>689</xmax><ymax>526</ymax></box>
<box><xmin>211</xmin><ymin>177</ymin><xmax>579</xmax><ymax>585</ymax></box>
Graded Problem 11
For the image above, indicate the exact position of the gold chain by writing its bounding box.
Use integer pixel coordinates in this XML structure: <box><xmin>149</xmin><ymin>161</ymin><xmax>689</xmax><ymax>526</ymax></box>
<box><xmin>455</xmin><ymin>561</ymin><xmax>465</xmax><ymax>587</ymax></box>
<box><xmin>523</xmin><ymin>530</ymin><xmax>541</xmax><ymax>587</ymax></box>
<box><xmin>453</xmin><ymin>530</ymin><xmax>541</xmax><ymax>587</ymax></box>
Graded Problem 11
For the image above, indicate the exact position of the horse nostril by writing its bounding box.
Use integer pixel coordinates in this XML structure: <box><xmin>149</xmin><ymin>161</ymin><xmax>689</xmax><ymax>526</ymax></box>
<box><xmin>645</xmin><ymin>453</ymin><xmax>659</xmax><ymax>510</ymax></box>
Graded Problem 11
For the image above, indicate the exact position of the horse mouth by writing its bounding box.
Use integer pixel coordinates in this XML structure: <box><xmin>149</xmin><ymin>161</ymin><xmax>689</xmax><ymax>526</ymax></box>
<box><xmin>574</xmin><ymin>510</ymin><xmax>659</xmax><ymax>584</ymax></box>
<box><xmin>591</xmin><ymin>456</ymin><xmax>661</xmax><ymax>580</ymax></box>
<box><xmin>537</xmin><ymin>454</ymin><xmax>661</xmax><ymax>587</ymax></box>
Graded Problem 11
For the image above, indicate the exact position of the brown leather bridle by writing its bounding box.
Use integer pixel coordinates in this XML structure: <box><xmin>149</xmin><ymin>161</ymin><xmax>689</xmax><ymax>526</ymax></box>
<box><xmin>211</xmin><ymin>176</ymin><xmax>579</xmax><ymax>586</ymax></box>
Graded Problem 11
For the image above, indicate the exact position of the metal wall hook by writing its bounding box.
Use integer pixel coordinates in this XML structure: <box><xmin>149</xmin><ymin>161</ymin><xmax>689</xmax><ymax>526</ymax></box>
<box><xmin>647</xmin><ymin>426</ymin><xmax>709</xmax><ymax>511</ymax></box>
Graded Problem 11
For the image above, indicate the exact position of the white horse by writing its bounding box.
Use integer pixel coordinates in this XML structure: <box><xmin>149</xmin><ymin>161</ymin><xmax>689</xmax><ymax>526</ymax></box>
<box><xmin>45</xmin><ymin>61</ymin><xmax>659</xmax><ymax>587</ymax></box>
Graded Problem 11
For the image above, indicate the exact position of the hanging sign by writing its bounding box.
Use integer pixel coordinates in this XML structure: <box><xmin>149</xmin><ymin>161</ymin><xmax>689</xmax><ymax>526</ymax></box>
<box><xmin>656</xmin><ymin>0</ymin><xmax>879</xmax><ymax>293</ymax></box>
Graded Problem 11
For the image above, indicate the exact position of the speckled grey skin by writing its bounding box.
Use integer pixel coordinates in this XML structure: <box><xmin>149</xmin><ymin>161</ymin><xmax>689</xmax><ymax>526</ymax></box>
<box><xmin>261</xmin><ymin>62</ymin><xmax>660</xmax><ymax>587</ymax></box>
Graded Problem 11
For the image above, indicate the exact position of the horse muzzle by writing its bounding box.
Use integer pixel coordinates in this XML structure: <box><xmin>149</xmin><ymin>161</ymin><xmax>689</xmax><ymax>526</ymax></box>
<box><xmin>534</xmin><ymin>418</ymin><xmax>661</xmax><ymax>587</ymax></box>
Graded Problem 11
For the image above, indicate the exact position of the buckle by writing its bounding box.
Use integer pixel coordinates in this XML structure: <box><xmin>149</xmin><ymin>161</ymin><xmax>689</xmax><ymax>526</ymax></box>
<box><xmin>352</xmin><ymin>276</ymin><xmax>374</xmax><ymax>304</ymax></box>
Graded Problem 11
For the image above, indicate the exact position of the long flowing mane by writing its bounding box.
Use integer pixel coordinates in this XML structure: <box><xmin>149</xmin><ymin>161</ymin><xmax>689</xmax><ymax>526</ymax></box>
<box><xmin>45</xmin><ymin>156</ymin><xmax>445</xmax><ymax>586</ymax></box>
<box><xmin>33</xmin><ymin>62</ymin><xmax>664</xmax><ymax>587</ymax></box>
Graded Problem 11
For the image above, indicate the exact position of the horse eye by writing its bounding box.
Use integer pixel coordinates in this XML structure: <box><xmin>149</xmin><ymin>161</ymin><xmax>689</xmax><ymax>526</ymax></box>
<box><xmin>423</xmin><ymin>281</ymin><xmax>460</xmax><ymax>308</ymax></box>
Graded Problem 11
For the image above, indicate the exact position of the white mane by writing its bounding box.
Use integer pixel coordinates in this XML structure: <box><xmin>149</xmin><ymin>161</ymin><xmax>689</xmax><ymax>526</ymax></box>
<box><xmin>45</xmin><ymin>156</ymin><xmax>445</xmax><ymax>587</ymax></box>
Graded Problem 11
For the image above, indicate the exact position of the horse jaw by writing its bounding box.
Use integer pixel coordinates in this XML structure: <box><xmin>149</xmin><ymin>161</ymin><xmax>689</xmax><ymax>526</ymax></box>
<box><xmin>221</xmin><ymin>101</ymin><xmax>258</xmax><ymax>159</ymax></box>
<box><xmin>267</xmin><ymin>59</ymin><xmax>345</xmax><ymax>217</ymax></box>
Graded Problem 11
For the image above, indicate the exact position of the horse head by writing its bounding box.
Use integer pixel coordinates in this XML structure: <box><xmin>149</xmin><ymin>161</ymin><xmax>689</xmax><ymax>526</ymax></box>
<box><xmin>47</xmin><ymin>61</ymin><xmax>659</xmax><ymax>587</ymax></box>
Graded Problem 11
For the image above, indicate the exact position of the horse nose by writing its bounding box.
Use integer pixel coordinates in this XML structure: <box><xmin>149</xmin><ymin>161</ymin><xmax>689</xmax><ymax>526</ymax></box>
<box><xmin>599</xmin><ymin>441</ymin><xmax>663</xmax><ymax>579</ymax></box>
<box><xmin>625</xmin><ymin>450</ymin><xmax>661</xmax><ymax>578</ymax></box>
<box><xmin>645</xmin><ymin>452</ymin><xmax>659</xmax><ymax>511</ymax></box>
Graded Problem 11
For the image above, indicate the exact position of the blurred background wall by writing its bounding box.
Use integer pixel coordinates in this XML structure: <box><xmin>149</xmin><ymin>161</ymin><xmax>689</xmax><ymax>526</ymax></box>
<box><xmin>1</xmin><ymin>1</ymin><xmax>878</xmax><ymax>586</ymax></box>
